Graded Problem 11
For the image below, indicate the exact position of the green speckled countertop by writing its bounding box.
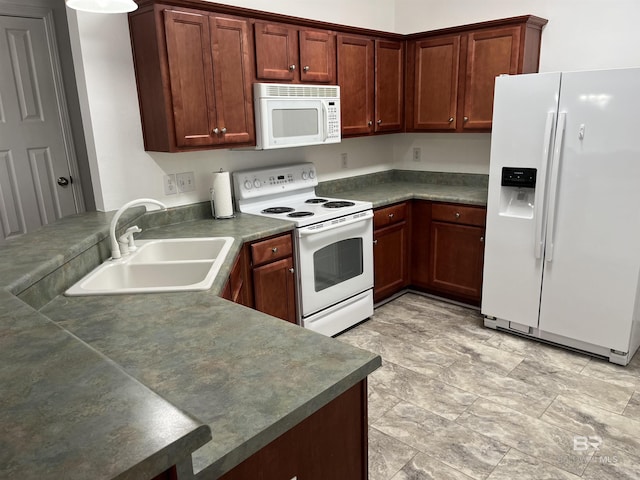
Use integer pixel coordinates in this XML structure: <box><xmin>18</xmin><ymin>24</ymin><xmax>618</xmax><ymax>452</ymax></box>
<box><xmin>0</xmin><ymin>171</ymin><xmax>486</xmax><ymax>479</ymax></box>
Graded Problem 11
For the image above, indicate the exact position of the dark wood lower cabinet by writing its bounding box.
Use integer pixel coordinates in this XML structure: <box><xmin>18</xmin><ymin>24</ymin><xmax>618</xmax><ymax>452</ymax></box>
<box><xmin>429</xmin><ymin>221</ymin><xmax>485</xmax><ymax>303</ymax></box>
<box><xmin>252</xmin><ymin>256</ymin><xmax>296</xmax><ymax>323</ymax></box>
<box><xmin>219</xmin><ymin>380</ymin><xmax>368</xmax><ymax>480</ymax></box>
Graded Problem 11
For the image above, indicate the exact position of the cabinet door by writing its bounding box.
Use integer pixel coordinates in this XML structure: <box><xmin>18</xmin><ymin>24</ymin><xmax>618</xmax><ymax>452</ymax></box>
<box><xmin>209</xmin><ymin>15</ymin><xmax>254</xmax><ymax>145</ymax></box>
<box><xmin>374</xmin><ymin>222</ymin><xmax>409</xmax><ymax>302</ymax></box>
<box><xmin>164</xmin><ymin>10</ymin><xmax>217</xmax><ymax>147</ymax></box>
<box><xmin>410</xmin><ymin>200</ymin><xmax>431</xmax><ymax>289</ymax></box>
<box><xmin>253</xmin><ymin>257</ymin><xmax>296</xmax><ymax>323</ymax></box>
<box><xmin>429</xmin><ymin>222</ymin><xmax>485</xmax><ymax>301</ymax></box>
<box><xmin>337</xmin><ymin>35</ymin><xmax>374</xmax><ymax>136</ymax></box>
<box><xmin>374</xmin><ymin>40</ymin><xmax>404</xmax><ymax>132</ymax></box>
<box><xmin>254</xmin><ymin>22</ymin><xmax>298</xmax><ymax>81</ymax></box>
<box><xmin>409</xmin><ymin>36</ymin><xmax>460</xmax><ymax>130</ymax></box>
<box><xmin>299</xmin><ymin>29</ymin><xmax>336</xmax><ymax>83</ymax></box>
<box><xmin>462</xmin><ymin>26</ymin><xmax>521</xmax><ymax>130</ymax></box>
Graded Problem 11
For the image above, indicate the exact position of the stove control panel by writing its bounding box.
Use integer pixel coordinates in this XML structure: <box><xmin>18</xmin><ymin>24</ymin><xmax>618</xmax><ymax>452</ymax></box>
<box><xmin>233</xmin><ymin>162</ymin><xmax>318</xmax><ymax>199</ymax></box>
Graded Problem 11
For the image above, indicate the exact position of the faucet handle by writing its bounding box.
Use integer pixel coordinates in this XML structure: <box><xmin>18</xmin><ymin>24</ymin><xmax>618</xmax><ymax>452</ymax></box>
<box><xmin>118</xmin><ymin>225</ymin><xmax>142</xmax><ymax>255</ymax></box>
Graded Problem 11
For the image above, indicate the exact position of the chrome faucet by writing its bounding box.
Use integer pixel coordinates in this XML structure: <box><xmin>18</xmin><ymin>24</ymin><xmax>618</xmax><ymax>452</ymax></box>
<box><xmin>109</xmin><ymin>198</ymin><xmax>167</xmax><ymax>260</ymax></box>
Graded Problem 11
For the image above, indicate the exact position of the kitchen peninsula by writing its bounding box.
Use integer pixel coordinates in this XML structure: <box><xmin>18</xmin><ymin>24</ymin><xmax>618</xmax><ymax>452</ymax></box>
<box><xmin>0</xmin><ymin>172</ymin><xmax>486</xmax><ymax>479</ymax></box>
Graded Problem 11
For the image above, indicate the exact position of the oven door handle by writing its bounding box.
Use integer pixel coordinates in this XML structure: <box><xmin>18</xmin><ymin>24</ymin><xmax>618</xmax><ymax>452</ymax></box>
<box><xmin>296</xmin><ymin>210</ymin><xmax>373</xmax><ymax>237</ymax></box>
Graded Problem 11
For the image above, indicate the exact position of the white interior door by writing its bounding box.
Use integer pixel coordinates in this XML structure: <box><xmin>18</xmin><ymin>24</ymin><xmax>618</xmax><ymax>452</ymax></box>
<box><xmin>0</xmin><ymin>14</ymin><xmax>77</xmax><ymax>242</ymax></box>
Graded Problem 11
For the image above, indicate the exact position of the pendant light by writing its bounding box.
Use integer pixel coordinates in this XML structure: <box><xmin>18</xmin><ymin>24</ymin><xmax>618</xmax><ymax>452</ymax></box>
<box><xmin>65</xmin><ymin>0</ymin><xmax>138</xmax><ymax>14</ymax></box>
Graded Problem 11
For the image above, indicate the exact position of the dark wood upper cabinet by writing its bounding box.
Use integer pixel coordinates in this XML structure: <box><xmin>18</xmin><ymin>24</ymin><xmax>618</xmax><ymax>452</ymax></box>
<box><xmin>374</xmin><ymin>40</ymin><xmax>404</xmax><ymax>132</ymax></box>
<box><xmin>407</xmin><ymin>35</ymin><xmax>460</xmax><ymax>130</ymax></box>
<box><xmin>254</xmin><ymin>21</ymin><xmax>336</xmax><ymax>83</ymax></box>
<box><xmin>338</xmin><ymin>35</ymin><xmax>404</xmax><ymax>137</ymax></box>
<box><xmin>337</xmin><ymin>34</ymin><xmax>375</xmax><ymax>136</ymax></box>
<box><xmin>129</xmin><ymin>5</ymin><xmax>254</xmax><ymax>152</ymax></box>
<box><xmin>406</xmin><ymin>15</ymin><xmax>546</xmax><ymax>132</ymax></box>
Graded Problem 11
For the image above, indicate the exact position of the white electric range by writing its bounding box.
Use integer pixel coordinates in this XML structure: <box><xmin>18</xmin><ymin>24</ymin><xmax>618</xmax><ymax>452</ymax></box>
<box><xmin>233</xmin><ymin>163</ymin><xmax>374</xmax><ymax>336</ymax></box>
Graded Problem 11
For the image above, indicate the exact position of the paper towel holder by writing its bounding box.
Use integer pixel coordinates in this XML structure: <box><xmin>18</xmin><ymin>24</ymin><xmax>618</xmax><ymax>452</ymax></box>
<box><xmin>210</xmin><ymin>186</ymin><xmax>235</xmax><ymax>219</ymax></box>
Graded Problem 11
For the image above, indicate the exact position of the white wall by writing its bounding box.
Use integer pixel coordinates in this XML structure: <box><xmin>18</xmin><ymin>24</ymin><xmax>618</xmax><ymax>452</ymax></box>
<box><xmin>394</xmin><ymin>0</ymin><xmax>640</xmax><ymax>173</ymax></box>
<box><xmin>67</xmin><ymin>0</ymin><xmax>395</xmax><ymax>212</ymax></box>
<box><xmin>68</xmin><ymin>1</ymin><xmax>640</xmax><ymax>211</ymax></box>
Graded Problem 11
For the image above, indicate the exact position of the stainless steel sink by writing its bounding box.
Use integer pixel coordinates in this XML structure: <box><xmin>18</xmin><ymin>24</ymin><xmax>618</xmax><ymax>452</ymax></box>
<box><xmin>65</xmin><ymin>237</ymin><xmax>234</xmax><ymax>296</ymax></box>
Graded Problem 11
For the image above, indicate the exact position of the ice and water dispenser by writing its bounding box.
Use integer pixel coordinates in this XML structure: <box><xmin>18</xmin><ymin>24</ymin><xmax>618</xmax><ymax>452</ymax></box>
<box><xmin>499</xmin><ymin>167</ymin><xmax>537</xmax><ymax>218</ymax></box>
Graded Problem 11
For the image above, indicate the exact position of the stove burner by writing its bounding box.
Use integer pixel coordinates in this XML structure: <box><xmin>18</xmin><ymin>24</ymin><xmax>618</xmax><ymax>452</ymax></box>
<box><xmin>305</xmin><ymin>198</ymin><xmax>329</xmax><ymax>204</ymax></box>
<box><xmin>288</xmin><ymin>211</ymin><xmax>314</xmax><ymax>218</ymax></box>
<box><xmin>323</xmin><ymin>201</ymin><xmax>356</xmax><ymax>209</ymax></box>
<box><xmin>261</xmin><ymin>207</ymin><xmax>295</xmax><ymax>214</ymax></box>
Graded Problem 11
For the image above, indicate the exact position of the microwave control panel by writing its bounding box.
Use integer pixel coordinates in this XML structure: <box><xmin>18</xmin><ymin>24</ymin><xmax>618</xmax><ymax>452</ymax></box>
<box><xmin>326</xmin><ymin>100</ymin><xmax>340</xmax><ymax>139</ymax></box>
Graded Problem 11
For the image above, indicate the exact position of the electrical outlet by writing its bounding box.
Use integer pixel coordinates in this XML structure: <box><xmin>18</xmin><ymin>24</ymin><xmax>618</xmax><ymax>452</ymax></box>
<box><xmin>163</xmin><ymin>174</ymin><xmax>177</xmax><ymax>195</ymax></box>
<box><xmin>341</xmin><ymin>153</ymin><xmax>348</xmax><ymax>169</ymax></box>
<box><xmin>176</xmin><ymin>172</ymin><xmax>196</xmax><ymax>193</ymax></box>
<box><xmin>412</xmin><ymin>147</ymin><xmax>422</xmax><ymax>162</ymax></box>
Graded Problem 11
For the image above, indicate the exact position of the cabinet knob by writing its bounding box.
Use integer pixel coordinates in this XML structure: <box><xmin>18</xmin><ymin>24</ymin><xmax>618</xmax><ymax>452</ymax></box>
<box><xmin>449</xmin><ymin>117</ymin><xmax>454</xmax><ymax>123</ymax></box>
<box><xmin>368</xmin><ymin>120</ymin><xmax>373</xmax><ymax>126</ymax></box>
<box><xmin>289</xmin><ymin>267</ymin><xmax>295</xmax><ymax>273</ymax></box>
<box><xmin>388</xmin><ymin>213</ymin><xmax>394</xmax><ymax>218</ymax></box>
<box><xmin>303</xmin><ymin>65</ymin><xmax>310</xmax><ymax>72</ymax></box>
<box><xmin>480</xmin><ymin>236</ymin><xmax>484</xmax><ymax>243</ymax></box>
<box><xmin>272</xmin><ymin>247</ymin><xmax>278</xmax><ymax>253</ymax></box>
<box><xmin>289</xmin><ymin>64</ymin><xmax>296</xmax><ymax>71</ymax></box>
<box><xmin>221</xmin><ymin>127</ymin><xmax>227</xmax><ymax>134</ymax></box>
<box><xmin>373</xmin><ymin>239</ymin><xmax>378</xmax><ymax>245</ymax></box>
<box><xmin>377</xmin><ymin>119</ymin><xmax>382</xmax><ymax>125</ymax></box>
<box><xmin>455</xmin><ymin>212</ymin><xmax>460</xmax><ymax>219</ymax></box>
<box><xmin>463</xmin><ymin>116</ymin><xmax>469</xmax><ymax>122</ymax></box>
<box><xmin>213</xmin><ymin>127</ymin><xmax>220</xmax><ymax>134</ymax></box>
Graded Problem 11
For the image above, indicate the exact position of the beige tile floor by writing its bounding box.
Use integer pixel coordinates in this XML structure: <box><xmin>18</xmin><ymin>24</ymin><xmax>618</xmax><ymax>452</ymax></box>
<box><xmin>337</xmin><ymin>293</ymin><xmax>640</xmax><ymax>480</ymax></box>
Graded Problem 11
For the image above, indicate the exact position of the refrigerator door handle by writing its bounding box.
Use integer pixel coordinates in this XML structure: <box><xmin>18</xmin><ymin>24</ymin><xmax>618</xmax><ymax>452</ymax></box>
<box><xmin>534</xmin><ymin>112</ymin><xmax>556</xmax><ymax>259</ymax></box>
<box><xmin>545</xmin><ymin>112</ymin><xmax>567</xmax><ymax>262</ymax></box>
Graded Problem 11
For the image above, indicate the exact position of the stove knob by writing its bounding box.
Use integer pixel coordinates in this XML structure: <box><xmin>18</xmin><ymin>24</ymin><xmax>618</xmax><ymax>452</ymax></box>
<box><xmin>244</xmin><ymin>180</ymin><xmax>252</xmax><ymax>190</ymax></box>
<box><xmin>301</xmin><ymin>171</ymin><xmax>308</xmax><ymax>180</ymax></box>
<box><xmin>253</xmin><ymin>179</ymin><xmax>261</xmax><ymax>188</ymax></box>
<box><xmin>309</xmin><ymin>170</ymin><xmax>315</xmax><ymax>179</ymax></box>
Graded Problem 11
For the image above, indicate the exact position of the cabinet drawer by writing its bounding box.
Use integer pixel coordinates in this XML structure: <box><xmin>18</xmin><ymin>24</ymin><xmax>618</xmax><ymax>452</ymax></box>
<box><xmin>374</xmin><ymin>203</ymin><xmax>407</xmax><ymax>229</ymax></box>
<box><xmin>432</xmin><ymin>203</ymin><xmax>486</xmax><ymax>227</ymax></box>
<box><xmin>251</xmin><ymin>234</ymin><xmax>293</xmax><ymax>266</ymax></box>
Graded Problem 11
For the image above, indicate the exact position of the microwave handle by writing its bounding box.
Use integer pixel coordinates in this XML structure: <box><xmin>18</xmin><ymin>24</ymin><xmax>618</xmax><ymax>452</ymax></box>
<box><xmin>322</xmin><ymin>102</ymin><xmax>328</xmax><ymax>142</ymax></box>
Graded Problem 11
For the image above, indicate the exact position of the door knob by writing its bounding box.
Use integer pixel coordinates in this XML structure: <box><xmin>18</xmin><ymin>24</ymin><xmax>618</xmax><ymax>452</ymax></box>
<box><xmin>368</xmin><ymin>121</ymin><xmax>373</xmax><ymax>126</ymax></box>
<box><xmin>303</xmin><ymin>65</ymin><xmax>310</xmax><ymax>72</ymax></box>
<box><xmin>57</xmin><ymin>177</ymin><xmax>70</xmax><ymax>187</ymax></box>
<box><xmin>289</xmin><ymin>64</ymin><xmax>296</xmax><ymax>71</ymax></box>
<box><xmin>463</xmin><ymin>116</ymin><xmax>469</xmax><ymax>122</ymax></box>
<box><xmin>377</xmin><ymin>120</ymin><xmax>382</xmax><ymax>125</ymax></box>
<box><xmin>449</xmin><ymin>117</ymin><xmax>454</xmax><ymax>123</ymax></box>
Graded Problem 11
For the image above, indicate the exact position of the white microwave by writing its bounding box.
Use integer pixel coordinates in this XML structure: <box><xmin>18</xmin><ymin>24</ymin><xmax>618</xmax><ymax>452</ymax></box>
<box><xmin>253</xmin><ymin>83</ymin><xmax>341</xmax><ymax>150</ymax></box>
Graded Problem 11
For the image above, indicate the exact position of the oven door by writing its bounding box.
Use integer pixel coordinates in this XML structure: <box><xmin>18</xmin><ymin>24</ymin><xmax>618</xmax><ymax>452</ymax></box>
<box><xmin>295</xmin><ymin>210</ymin><xmax>373</xmax><ymax>318</ymax></box>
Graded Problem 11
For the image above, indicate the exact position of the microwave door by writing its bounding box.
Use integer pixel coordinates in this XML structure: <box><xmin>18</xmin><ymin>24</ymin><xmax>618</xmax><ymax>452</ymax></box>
<box><xmin>264</xmin><ymin>100</ymin><xmax>323</xmax><ymax>148</ymax></box>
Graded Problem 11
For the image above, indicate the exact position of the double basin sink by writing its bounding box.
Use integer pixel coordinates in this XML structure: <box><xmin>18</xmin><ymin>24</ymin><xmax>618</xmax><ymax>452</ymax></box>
<box><xmin>66</xmin><ymin>237</ymin><xmax>234</xmax><ymax>296</ymax></box>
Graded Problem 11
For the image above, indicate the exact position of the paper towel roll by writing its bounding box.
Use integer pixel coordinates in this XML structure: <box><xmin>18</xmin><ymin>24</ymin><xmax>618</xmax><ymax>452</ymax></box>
<box><xmin>211</xmin><ymin>170</ymin><xmax>234</xmax><ymax>218</ymax></box>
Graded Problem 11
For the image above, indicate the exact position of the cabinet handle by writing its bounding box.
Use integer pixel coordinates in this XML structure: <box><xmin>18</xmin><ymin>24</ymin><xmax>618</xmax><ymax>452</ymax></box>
<box><xmin>272</xmin><ymin>247</ymin><xmax>278</xmax><ymax>253</ymax></box>
<box><xmin>377</xmin><ymin>119</ymin><xmax>382</xmax><ymax>125</ymax></box>
<box><xmin>289</xmin><ymin>267</ymin><xmax>295</xmax><ymax>273</ymax></box>
<box><xmin>449</xmin><ymin>117</ymin><xmax>454</xmax><ymax>123</ymax></box>
<box><xmin>303</xmin><ymin>65</ymin><xmax>310</xmax><ymax>72</ymax></box>
<box><xmin>373</xmin><ymin>239</ymin><xmax>378</xmax><ymax>245</ymax></box>
<box><xmin>368</xmin><ymin>120</ymin><xmax>373</xmax><ymax>126</ymax></box>
<box><xmin>388</xmin><ymin>213</ymin><xmax>394</xmax><ymax>218</ymax></box>
<box><xmin>455</xmin><ymin>212</ymin><xmax>460</xmax><ymax>219</ymax></box>
<box><xmin>213</xmin><ymin>127</ymin><xmax>220</xmax><ymax>134</ymax></box>
<box><xmin>289</xmin><ymin>64</ymin><xmax>296</xmax><ymax>71</ymax></box>
<box><xmin>463</xmin><ymin>116</ymin><xmax>469</xmax><ymax>122</ymax></box>
<box><xmin>221</xmin><ymin>127</ymin><xmax>227</xmax><ymax>134</ymax></box>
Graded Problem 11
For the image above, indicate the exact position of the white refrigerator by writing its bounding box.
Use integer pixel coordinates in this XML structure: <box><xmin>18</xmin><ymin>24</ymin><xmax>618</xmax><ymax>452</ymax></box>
<box><xmin>482</xmin><ymin>68</ymin><xmax>640</xmax><ymax>365</ymax></box>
